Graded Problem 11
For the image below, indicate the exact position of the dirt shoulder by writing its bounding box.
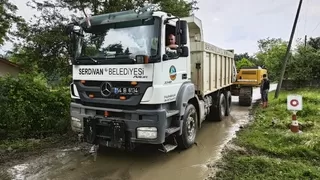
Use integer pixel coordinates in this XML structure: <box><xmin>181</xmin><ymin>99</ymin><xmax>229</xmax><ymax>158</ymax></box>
<box><xmin>0</xmin><ymin>132</ymin><xmax>90</xmax><ymax>179</ymax></box>
<box><xmin>0</xmin><ymin>132</ymin><xmax>76</xmax><ymax>164</ymax></box>
<box><xmin>207</xmin><ymin>88</ymin><xmax>320</xmax><ymax>180</ymax></box>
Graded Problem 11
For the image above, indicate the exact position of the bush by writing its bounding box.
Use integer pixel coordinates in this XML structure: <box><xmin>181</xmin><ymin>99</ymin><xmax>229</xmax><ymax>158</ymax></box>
<box><xmin>0</xmin><ymin>73</ymin><xmax>71</xmax><ymax>140</ymax></box>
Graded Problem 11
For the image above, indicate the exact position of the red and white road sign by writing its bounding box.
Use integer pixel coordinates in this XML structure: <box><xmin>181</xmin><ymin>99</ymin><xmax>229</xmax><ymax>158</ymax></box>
<box><xmin>290</xmin><ymin>99</ymin><xmax>299</xmax><ymax>106</ymax></box>
<box><xmin>287</xmin><ymin>95</ymin><xmax>302</xmax><ymax>111</ymax></box>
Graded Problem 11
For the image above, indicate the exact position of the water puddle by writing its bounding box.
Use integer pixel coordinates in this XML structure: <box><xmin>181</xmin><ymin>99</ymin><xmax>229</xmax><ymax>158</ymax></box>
<box><xmin>6</xmin><ymin>85</ymin><xmax>278</xmax><ymax>180</ymax></box>
<box><xmin>8</xmin><ymin>164</ymin><xmax>29</xmax><ymax>180</ymax></box>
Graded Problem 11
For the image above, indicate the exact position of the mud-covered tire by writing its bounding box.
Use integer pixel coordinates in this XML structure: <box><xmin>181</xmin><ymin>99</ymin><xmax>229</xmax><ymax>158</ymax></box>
<box><xmin>177</xmin><ymin>104</ymin><xmax>198</xmax><ymax>150</ymax></box>
<box><xmin>239</xmin><ymin>87</ymin><xmax>252</xmax><ymax>106</ymax></box>
<box><xmin>212</xmin><ymin>93</ymin><xmax>226</xmax><ymax>121</ymax></box>
<box><xmin>224</xmin><ymin>91</ymin><xmax>232</xmax><ymax>116</ymax></box>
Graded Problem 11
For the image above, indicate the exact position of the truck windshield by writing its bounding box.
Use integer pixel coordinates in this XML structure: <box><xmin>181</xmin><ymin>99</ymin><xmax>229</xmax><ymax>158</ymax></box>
<box><xmin>75</xmin><ymin>17</ymin><xmax>160</xmax><ymax>64</ymax></box>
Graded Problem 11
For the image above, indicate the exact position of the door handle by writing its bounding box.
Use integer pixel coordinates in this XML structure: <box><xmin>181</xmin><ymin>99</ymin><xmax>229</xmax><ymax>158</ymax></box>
<box><xmin>182</xmin><ymin>73</ymin><xmax>187</xmax><ymax>79</ymax></box>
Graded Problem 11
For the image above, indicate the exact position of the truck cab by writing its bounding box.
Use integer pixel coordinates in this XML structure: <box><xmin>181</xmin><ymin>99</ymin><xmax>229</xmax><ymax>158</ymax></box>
<box><xmin>66</xmin><ymin>4</ymin><xmax>236</xmax><ymax>153</ymax></box>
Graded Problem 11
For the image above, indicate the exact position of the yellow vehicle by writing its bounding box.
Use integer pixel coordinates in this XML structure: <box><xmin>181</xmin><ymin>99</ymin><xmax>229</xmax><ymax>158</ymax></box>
<box><xmin>235</xmin><ymin>66</ymin><xmax>267</xmax><ymax>87</ymax></box>
<box><xmin>231</xmin><ymin>66</ymin><xmax>268</xmax><ymax>106</ymax></box>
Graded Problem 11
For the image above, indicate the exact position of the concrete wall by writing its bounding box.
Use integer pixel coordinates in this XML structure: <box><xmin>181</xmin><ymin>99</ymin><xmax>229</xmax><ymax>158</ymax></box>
<box><xmin>0</xmin><ymin>61</ymin><xmax>20</xmax><ymax>77</ymax></box>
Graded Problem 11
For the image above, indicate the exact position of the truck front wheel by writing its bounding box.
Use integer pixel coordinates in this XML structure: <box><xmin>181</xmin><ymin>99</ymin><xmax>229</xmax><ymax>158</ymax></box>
<box><xmin>177</xmin><ymin>104</ymin><xmax>198</xmax><ymax>149</ymax></box>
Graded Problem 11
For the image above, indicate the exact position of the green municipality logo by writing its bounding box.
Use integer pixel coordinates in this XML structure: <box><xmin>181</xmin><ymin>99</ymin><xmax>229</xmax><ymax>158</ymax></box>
<box><xmin>169</xmin><ymin>65</ymin><xmax>177</xmax><ymax>80</ymax></box>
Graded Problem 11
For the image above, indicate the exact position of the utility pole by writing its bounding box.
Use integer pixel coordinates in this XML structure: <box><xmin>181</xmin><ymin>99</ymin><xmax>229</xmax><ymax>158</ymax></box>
<box><xmin>274</xmin><ymin>0</ymin><xmax>303</xmax><ymax>99</ymax></box>
<box><xmin>304</xmin><ymin>35</ymin><xmax>307</xmax><ymax>47</ymax></box>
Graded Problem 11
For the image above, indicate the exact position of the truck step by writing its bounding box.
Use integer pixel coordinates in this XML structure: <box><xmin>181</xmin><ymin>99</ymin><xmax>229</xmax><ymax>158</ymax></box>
<box><xmin>165</xmin><ymin>127</ymin><xmax>180</xmax><ymax>136</ymax></box>
<box><xmin>166</xmin><ymin>110</ymin><xmax>179</xmax><ymax>117</ymax></box>
<box><xmin>158</xmin><ymin>135</ymin><xmax>178</xmax><ymax>153</ymax></box>
<box><xmin>158</xmin><ymin>144</ymin><xmax>177</xmax><ymax>153</ymax></box>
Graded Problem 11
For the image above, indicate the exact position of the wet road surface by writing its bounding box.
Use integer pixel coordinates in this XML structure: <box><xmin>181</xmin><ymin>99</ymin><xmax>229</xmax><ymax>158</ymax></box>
<box><xmin>8</xmin><ymin>84</ymin><xmax>277</xmax><ymax>180</ymax></box>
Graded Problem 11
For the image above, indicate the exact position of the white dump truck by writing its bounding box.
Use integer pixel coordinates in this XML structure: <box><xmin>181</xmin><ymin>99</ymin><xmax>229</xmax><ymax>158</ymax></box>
<box><xmin>66</xmin><ymin>5</ymin><xmax>245</xmax><ymax>153</ymax></box>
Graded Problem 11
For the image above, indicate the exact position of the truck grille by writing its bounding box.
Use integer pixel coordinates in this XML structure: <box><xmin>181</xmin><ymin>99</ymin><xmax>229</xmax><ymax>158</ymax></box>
<box><xmin>242</xmin><ymin>71</ymin><xmax>257</xmax><ymax>74</ymax></box>
<box><xmin>73</xmin><ymin>80</ymin><xmax>152</xmax><ymax>106</ymax></box>
<box><xmin>76</xmin><ymin>81</ymin><xmax>132</xmax><ymax>99</ymax></box>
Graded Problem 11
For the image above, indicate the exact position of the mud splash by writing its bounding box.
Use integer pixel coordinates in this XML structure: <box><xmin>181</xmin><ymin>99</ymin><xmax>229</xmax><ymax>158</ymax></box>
<box><xmin>8</xmin><ymin>164</ymin><xmax>28</xmax><ymax>180</ymax></box>
<box><xmin>204</xmin><ymin>102</ymin><xmax>259</xmax><ymax>179</ymax></box>
<box><xmin>5</xmin><ymin>146</ymin><xmax>88</xmax><ymax>180</ymax></box>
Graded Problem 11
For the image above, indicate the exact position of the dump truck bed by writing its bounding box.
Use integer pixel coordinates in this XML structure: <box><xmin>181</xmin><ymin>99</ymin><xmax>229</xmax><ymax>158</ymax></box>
<box><xmin>182</xmin><ymin>16</ymin><xmax>235</xmax><ymax>96</ymax></box>
<box><xmin>190</xmin><ymin>42</ymin><xmax>234</xmax><ymax>95</ymax></box>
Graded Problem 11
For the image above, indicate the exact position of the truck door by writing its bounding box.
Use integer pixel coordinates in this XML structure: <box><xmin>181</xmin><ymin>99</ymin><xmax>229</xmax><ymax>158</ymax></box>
<box><xmin>162</xmin><ymin>23</ymin><xmax>188</xmax><ymax>85</ymax></box>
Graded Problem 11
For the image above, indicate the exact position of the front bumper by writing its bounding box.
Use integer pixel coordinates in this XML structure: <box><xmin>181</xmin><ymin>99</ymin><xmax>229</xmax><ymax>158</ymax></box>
<box><xmin>70</xmin><ymin>102</ymin><xmax>167</xmax><ymax>145</ymax></box>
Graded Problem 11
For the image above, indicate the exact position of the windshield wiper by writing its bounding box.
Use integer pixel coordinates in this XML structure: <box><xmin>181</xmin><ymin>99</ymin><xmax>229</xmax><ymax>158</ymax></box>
<box><xmin>77</xmin><ymin>55</ymin><xmax>99</xmax><ymax>63</ymax></box>
<box><xmin>84</xmin><ymin>55</ymin><xmax>98</xmax><ymax>63</ymax></box>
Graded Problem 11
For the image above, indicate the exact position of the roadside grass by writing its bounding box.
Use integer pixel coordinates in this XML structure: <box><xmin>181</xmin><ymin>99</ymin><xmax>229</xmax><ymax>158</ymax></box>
<box><xmin>214</xmin><ymin>88</ymin><xmax>320</xmax><ymax>180</ymax></box>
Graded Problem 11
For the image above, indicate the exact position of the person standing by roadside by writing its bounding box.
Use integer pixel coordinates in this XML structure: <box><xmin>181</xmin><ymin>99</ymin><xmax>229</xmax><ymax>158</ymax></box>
<box><xmin>260</xmin><ymin>74</ymin><xmax>270</xmax><ymax>108</ymax></box>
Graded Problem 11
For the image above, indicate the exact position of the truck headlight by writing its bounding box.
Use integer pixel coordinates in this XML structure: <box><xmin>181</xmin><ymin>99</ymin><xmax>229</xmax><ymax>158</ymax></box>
<box><xmin>70</xmin><ymin>83</ymin><xmax>80</xmax><ymax>99</ymax></box>
<box><xmin>71</xmin><ymin>117</ymin><xmax>82</xmax><ymax>129</ymax></box>
<box><xmin>137</xmin><ymin>127</ymin><xmax>157</xmax><ymax>139</ymax></box>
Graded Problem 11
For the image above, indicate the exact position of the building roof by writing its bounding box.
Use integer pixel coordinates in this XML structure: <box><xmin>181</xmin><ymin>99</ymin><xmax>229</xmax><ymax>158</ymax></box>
<box><xmin>0</xmin><ymin>56</ymin><xmax>19</xmax><ymax>68</ymax></box>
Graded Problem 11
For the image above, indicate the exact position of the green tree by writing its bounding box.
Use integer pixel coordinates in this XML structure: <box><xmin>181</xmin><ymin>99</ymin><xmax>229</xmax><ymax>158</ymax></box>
<box><xmin>234</xmin><ymin>52</ymin><xmax>251</xmax><ymax>61</ymax></box>
<box><xmin>255</xmin><ymin>38</ymin><xmax>288</xmax><ymax>80</ymax></box>
<box><xmin>56</xmin><ymin>0</ymin><xmax>198</xmax><ymax>17</ymax></box>
<box><xmin>236</xmin><ymin>58</ymin><xmax>255</xmax><ymax>70</ymax></box>
<box><xmin>234</xmin><ymin>52</ymin><xmax>258</xmax><ymax>65</ymax></box>
<box><xmin>287</xmin><ymin>37</ymin><xmax>320</xmax><ymax>80</ymax></box>
<box><xmin>308</xmin><ymin>37</ymin><xmax>320</xmax><ymax>50</ymax></box>
<box><xmin>253</xmin><ymin>36</ymin><xmax>320</xmax><ymax>82</ymax></box>
<box><xmin>257</xmin><ymin>37</ymin><xmax>284</xmax><ymax>53</ymax></box>
<box><xmin>153</xmin><ymin>0</ymin><xmax>199</xmax><ymax>17</ymax></box>
<box><xmin>0</xmin><ymin>0</ymin><xmax>25</xmax><ymax>47</ymax></box>
<box><xmin>10</xmin><ymin>10</ymin><xmax>71</xmax><ymax>85</ymax></box>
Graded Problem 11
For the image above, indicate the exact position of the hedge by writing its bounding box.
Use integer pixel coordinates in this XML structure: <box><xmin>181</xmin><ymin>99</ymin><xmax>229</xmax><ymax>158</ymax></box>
<box><xmin>0</xmin><ymin>73</ymin><xmax>71</xmax><ymax>140</ymax></box>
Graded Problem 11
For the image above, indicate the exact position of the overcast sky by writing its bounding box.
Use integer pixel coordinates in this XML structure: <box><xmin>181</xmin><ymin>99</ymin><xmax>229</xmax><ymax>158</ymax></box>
<box><xmin>194</xmin><ymin>0</ymin><xmax>320</xmax><ymax>55</ymax></box>
<box><xmin>1</xmin><ymin>0</ymin><xmax>320</xmax><ymax>55</ymax></box>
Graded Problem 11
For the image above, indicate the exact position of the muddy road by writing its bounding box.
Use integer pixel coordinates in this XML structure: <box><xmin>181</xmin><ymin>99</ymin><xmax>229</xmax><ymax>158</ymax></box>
<box><xmin>7</xmin><ymin>84</ymin><xmax>276</xmax><ymax>180</ymax></box>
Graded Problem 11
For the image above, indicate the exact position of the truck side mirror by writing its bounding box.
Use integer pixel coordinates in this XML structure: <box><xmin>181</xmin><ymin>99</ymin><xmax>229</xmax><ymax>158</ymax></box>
<box><xmin>179</xmin><ymin>46</ymin><xmax>189</xmax><ymax>57</ymax></box>
<box><xmin>162</xmin><ymin>54</ymin><xmax>169</xmax><ymax>61</ymax></box>
<box><xmin>65</xmin><ymin>24</ymin><xmax>82</xmax><ymax>36</ymax></box>
<box><xmin>175</xmin><ymin>20</ymin><xmax>188</xmax><ymax>45</ymax></box>
<box><xmin>65</xmin><ymin>24</ymin><xmax>74</xmax><ymax>35</ymax></box>
<box><xmin>65</xmin><ymin>24</ymin><xmax>82</xmax><ymax>65</ymax></box>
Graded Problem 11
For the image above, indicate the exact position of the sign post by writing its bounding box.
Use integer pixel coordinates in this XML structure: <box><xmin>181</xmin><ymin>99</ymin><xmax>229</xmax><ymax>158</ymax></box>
<box><xmin>287</xmin><ymin>95</ymin><xmax>302</xmax><ymax>133</ymax></box>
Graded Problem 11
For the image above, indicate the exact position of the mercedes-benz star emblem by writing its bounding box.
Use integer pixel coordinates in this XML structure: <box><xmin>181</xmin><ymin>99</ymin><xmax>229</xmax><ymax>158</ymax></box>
<box><xmin>100</xmin><ymin>82</ymin><xmax>112</xmax><ymax>97</ymax></box>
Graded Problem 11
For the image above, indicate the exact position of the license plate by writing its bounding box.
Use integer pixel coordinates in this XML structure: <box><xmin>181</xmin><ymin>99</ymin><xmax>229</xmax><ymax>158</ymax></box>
<box><xmin>114</xmin><ymin>87</ymin><xmax>139</xmax><ymax>95</ymax></box>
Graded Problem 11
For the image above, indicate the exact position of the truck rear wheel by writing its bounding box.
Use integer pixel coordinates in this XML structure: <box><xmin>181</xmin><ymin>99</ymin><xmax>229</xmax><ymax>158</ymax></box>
<box><xmin>177</xmin><ymin>104</ymin><xmax>198</xmax><ymax>149</ymax></box>
<box><xmin>224</xmin><ymin>91</ymin><xmax>232</xmax><ymax>116</ymax></box>
<box><xmin>215</xmin><ymin>93</ymin><xmax>226</xmax><ymax>121</ymax></box>
<box><xmin>206</xmin><ymin>93</ymin><xmax>226</xmax><ymax>122</ymax></box>
<box><xmin>239</xmin><ymin>86</ymin><xmax>252</xmax><ymax>106</ymax></box>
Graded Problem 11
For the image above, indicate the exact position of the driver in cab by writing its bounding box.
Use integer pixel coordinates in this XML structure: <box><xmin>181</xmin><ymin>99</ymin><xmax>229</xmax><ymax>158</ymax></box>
<box><xmin>166</xmin><ymin>34</ymin><xmax>178</xmax><ymax>51</ymax></box>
